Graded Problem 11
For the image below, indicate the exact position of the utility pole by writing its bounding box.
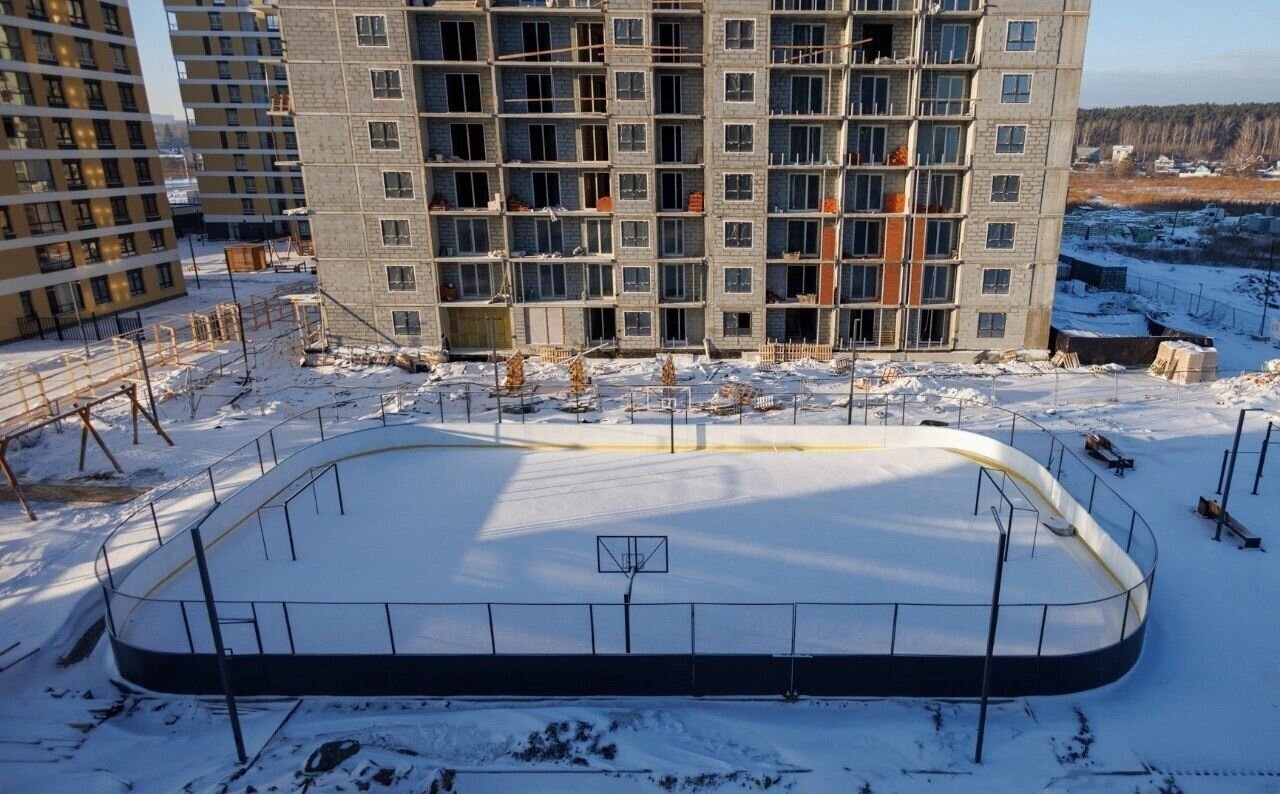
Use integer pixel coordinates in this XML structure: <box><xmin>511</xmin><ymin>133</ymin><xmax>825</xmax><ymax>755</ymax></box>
<box><xmin>1258</xmin><ymin>238</ymin><xmax>1275</xmax><ymax>340</ymax></box>
<box><xmin>188</xmin><ymin>235</ymin><xmax>201</xmax><ymax>289</ymax></box>
<box><xmin>845</xmin><ymin>318</ymin><xmax>861</xmax><ymax>425</ymax></box>
<box><xmin>974</xmin><ymin>506</ymin><xmax>1009</xmax><ymax>764</ymax></box>
<box><xmin>487</xmin><ymin>316</ymin><xmax>502</xmax><ymax>423</ymax></box>
<box><xmin>223</xmin><ymin>254</ymin><xmax>252</xmax><ymax>383</ymax></box>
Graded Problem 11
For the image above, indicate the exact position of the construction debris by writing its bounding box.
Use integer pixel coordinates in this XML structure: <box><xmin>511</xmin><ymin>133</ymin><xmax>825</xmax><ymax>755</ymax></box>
<box><xmin>1051</xmin><ymin>351</ymin><xmax>1082</xmax><ymax>369</ymax></box>
<box><xmin>717</xmin><ymin>382</ymin><xmax>764</xmax><ymax>405</ymax></box>
<box><xmin>568</xmin><ymin>358</ymin><xmax>590</xmax><ymax>395</ymax></box>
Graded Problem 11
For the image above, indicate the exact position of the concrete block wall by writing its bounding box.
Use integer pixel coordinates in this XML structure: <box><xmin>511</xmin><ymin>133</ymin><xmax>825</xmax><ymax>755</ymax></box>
<box><xmin>280</xmin><ymin>0</ymin><xmax>1088</xmax><ymax>355</ymax></box>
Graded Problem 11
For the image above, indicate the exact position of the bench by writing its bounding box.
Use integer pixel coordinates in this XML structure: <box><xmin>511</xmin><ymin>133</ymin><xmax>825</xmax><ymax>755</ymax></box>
<box><xmin>1085</xmin><ymin>433</ymin><xmax>1134</xmax><ymax>477</ymax></box>
<box><xmin>1196</xmin><ymin>496</ymin><xmax>1262</xmax><ymax>549</ymax></box>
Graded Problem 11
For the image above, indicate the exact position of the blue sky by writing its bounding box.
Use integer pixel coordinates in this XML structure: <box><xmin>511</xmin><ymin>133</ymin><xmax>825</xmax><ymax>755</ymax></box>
<box><xmin>136</xmin><ymin>0</ymin><xmax>1280</xmax><ymax>119</ymax></box>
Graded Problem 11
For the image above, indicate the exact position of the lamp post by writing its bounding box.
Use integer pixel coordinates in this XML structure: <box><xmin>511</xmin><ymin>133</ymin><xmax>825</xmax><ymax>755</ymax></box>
<box><xmin>1258</xmin><ymin>238</ymin><xmax>1275</xmax><ymax>340</ymax></box>
<box><xmin>486</xmin><ymin>316</ymin><xmax>502</xmax><ymax>423</ymax></box>
<box><xmin>974</xmin><ymin>506</ymin><xmax>1009</xmax><ymax>765</ymax></box>
<box><xmin>846</xmin><ymin>317</ymin><xmax>862</xmax><ymax>425</ymax></box>
<box><xmin>223</xmin><ymin>253</ymin><xmax>252</xmax><ymax>384</ymax></box>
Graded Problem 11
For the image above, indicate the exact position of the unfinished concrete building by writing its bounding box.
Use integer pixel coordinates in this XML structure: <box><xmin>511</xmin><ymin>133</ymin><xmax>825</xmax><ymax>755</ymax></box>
<box><xmin>277</xmin><ymin>0</ymin><xmax>1088</xmax><ymax>358</ymax></box>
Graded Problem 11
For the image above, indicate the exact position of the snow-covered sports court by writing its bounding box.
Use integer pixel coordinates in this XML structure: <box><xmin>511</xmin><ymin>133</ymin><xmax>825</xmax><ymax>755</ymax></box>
<box><xmin>111</xmin><ymin>426</ymin><xmax>1143</xmax><ymax>662</ymax></box>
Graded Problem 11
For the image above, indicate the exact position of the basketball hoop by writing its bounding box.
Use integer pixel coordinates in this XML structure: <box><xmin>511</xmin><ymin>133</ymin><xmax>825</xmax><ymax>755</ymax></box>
<box><xmin>596</xmin><ymin>535</ymin><xmax>668</xmax><ymax>654</ymax></box>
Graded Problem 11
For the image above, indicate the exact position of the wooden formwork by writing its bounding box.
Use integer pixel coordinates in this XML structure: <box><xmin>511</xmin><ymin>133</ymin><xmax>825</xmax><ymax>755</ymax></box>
<box><xmin>759</xmin><ymin>342</ymin><xmax>834</xmax><ymax>365</ymax></box>
<box><xmin>0</xmin><ymin>291</ymin><xmax>296</xmax><ymax>432</ymax></box>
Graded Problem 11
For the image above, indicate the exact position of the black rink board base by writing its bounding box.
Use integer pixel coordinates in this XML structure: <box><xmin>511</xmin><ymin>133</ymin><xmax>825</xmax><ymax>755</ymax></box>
<box><xmin>113</xmin><ymin>623</ymin><xmax>1144</xmax><ymax>698</ymax></box>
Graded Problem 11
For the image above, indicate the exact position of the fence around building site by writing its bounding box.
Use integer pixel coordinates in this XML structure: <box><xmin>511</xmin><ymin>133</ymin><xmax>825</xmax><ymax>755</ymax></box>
<box><xmin>0</xmin><ymin>289</ymin><xmax>296</xmax><ymax>431</ymax></box>
<box><xmin>94</xmin><ymin>388</ymin><xmax>1157</xmax><ymax>695</ymax></box>
<box><xmin>1125</xmin><ymin>273</ymin><xmax>1279</xmax><ymax>343</ymax></box>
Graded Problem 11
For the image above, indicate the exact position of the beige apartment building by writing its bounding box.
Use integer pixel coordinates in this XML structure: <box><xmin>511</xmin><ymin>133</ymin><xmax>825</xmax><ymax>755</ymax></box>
<box><xmin>166</xmin><ymin>0</ymin><xmax>308</xmax><ymax>242</ymax></box>
<box><xmin>277</xmin><ymin>0</ymin><xmax>1087</xmax><ymax>358</ymax></box>
<box><xmin>0</xmin><ymin>0</ymin><xmax>186</xmax><ymax>343</ymax></box>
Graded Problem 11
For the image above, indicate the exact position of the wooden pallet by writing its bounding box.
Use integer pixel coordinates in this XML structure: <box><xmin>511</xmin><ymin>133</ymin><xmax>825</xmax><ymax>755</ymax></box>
<box><xmin>759</xmin><ymin>342</ymin><xmax>834</xmax><ymax>365</ymax></box>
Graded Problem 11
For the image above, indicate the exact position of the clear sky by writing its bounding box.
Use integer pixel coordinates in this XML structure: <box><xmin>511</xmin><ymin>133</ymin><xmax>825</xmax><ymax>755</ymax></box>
<box><xmin>135</xmin><ymin>0</ymin><xmax>1280</xmax><ymax>119</ymax></box>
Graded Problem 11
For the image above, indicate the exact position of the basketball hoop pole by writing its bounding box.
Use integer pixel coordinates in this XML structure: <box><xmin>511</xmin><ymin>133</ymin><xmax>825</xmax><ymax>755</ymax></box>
<box><xmin>624</xmin><ymin>568</ymin><xmax>636</xmax><ymax>654</ymax></box>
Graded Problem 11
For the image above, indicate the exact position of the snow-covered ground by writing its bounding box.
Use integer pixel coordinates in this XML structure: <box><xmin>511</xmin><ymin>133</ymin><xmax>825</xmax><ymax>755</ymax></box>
<box><xmin>1</xmin><ymin>229</ymin><xmax>1279</xmax><ymax>791</ymax></box>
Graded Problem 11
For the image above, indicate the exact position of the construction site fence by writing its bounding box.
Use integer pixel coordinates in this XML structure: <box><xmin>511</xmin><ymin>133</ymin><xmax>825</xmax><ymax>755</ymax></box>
<box><xmin>94</xmin><ymin>390</ymin><xmax>1157</xmax><ymax>670</ymax></box>
<box><xmin>1126</xmin><ymin>273</ymin><xmax>1278</xmax><ymax>343</ymax></box>
<box><xmin>0</xmin><ymin>293</ymin><xmax>294</xmax><ymax>431</ymax></box>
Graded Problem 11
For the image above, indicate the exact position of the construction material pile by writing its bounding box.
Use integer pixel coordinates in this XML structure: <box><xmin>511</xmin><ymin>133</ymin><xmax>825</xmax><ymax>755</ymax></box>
<box><xmin>1148</xmin><ymin>341</ymin><xmax>1219</xmax><ymax>384</ymax></box>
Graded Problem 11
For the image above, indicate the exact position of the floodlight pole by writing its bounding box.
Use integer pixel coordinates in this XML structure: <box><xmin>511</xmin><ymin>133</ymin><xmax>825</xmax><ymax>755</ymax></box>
<box><xmin>846</xmin><ymin>318</ymin><xmax>861</xmax><ymax>426</ymax></box>
<box><xmin>1258</xmin><ymin>239</ymin><xmax>1275</xmax><ymax>339</ymax></box>
<box><xmin>487</xmin><ymin>317</ymin><xmax>502</xmax><ymax>423</ymax></box>
<box><xmin>974</xmin><ymin>506</ymin><xmax>1008</xmax><ymax>765</ymax></box>
<box><xmin>190</xmin><ymin>521</ymin><xmax>247</xmax><ymax>764</ymax></box>
<box><xmin>1253</xmin><ymin>422</ymin><xmax>1274</xmax><ymax>495</ymax></box>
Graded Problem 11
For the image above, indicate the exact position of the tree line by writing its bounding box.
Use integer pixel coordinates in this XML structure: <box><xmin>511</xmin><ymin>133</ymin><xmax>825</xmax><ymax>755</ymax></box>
<box><xmin>1076</xmin><ymin>103</ymin><xmax>1280</xmax><ymax>164</ymax></box>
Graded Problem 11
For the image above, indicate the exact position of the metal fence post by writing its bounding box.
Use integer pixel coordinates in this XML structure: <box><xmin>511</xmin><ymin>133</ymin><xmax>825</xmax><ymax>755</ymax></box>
<box><xmin>333</xmin><ymin>464</ymin><xmax>345</xmax><ymax>515</ymax></box>
<box><xmin>589</xmin><ymin>604</ymin><xmax>596</xmax><ymax>654</ymax></box>
<box><xmin>1036</xmin><ymin>603</ymin><xmax>1048</xmax><ymax>657</ymax></box>
<box><xmin>282</xmin><ymin>602</ymin><xmax>295</xmax><ymax>654</ymax></box>
<box><xmin>1088</xmin><ymin>474</ymin><xmax>1097</xmax><ymax>512</ymax></box>
<box><xmin>487</xmin><ymin>603</ymin><xmax>496</xmax><ymax>654</ymax></box>
<box><xmin>385</xmin><ymin>603</ymin><xmax>396</xmax><ymax>654</ymax></box>
<box><xmin>379</xmin><ymin>394</ymin><xmax>387</xmax><ymax>426</ymax></box>
<box><xmin>1126</xmin><ymin>511</ymin><xmax>1137</xmax><ymax>553</ymax></box>
<box><xmin>439</xmin><ymin>391</ymin><xmax>445</xmax><ymax>423</ymax></box>
<box><xmin>465</xmin><ymin>383</ymin><xmax>472</xmax><ymax>423</ymax></box>
<box><xmin>208</xmin><ymin>467</ymin><xmax>219</xmax><ymax>504</ymax></box>
<box><xmin>269</xmin><ymin>429</ymin><xmax>278</xmax><ymax>465</ymax></box>
<box><xmin>255</xmin><ymin>438</ymin><xmax>265</xmax><ymax>475</ymax></box>
<box><xmin>150</xmin><ymin>501</ymin><xmax>162</xmax><ymax>545</ymax></box>
<box><xmin>317</xmin><ymin>406</ymin><xmax>325</xmax><ymax>441</ymax></box>
<box><xmin>792</xmin><ymin>394</ymin><xmax>798</xmax><ymax>425</ymax></box>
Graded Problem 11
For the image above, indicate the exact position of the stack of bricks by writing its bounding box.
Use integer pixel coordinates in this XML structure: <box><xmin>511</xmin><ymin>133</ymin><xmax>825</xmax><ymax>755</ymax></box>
<box><xmin>506</xmin><ymin>194</ymin><xmax>532</xmax><ymax>212</ymax></box>
<box><xmin>821</xmin><ymin>197</ymin><xmax>839</xmax><ymax>214</ymax></box>
<box><xmin>428</xmin><ymin>193</ymin><xmax>451</xmax><ymax>211</ymax></box>
<box><xmin>686</xmin><ymin>191</ymin><xmax>704</xmax><ymax>213</ymax></box>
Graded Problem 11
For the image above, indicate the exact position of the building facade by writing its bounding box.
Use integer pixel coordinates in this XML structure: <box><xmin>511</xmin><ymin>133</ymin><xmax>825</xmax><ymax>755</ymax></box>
<box><xmin>279</xmin><ymin>0</ymin><xmax>1087</xmax><ymax>357</ymax></box>
<box><xmin>0</xmin><ymin>0</ymin><xmax>186</xmax><ymax>343</ymax></box>
<box><xmin>166</xmin><ymin>0</ymin><xmax>309</xmax><ymax>241</ymax></box>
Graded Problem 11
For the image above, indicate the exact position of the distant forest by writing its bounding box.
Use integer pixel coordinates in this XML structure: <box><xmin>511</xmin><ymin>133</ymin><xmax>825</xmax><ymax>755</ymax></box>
<box><xmin>1076</xmin><ymin>103</ymin><xmax>1280</xmax><ymax>163</ymax></box>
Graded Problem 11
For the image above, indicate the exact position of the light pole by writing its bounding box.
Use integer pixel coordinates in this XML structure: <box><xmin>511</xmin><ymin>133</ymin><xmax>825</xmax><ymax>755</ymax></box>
<box><xmin>486</xmin><ymin>316</ymin><xmax>502</xmax><ymax>423</ymax></box>
<box><xmin>845</xmin><ymin>317</ymin><xmax>862</xmax><ymax>425</ymax></box>
<box><xmin>70</xmin><ymin>280</ymin><xmax>91</xmax><ymax>358</ymax></box>
<box><xmin>974</xmin><ymin>506</ymin><xmax>1009</xmax><ymax>764</ymax></box>
<box><xmin>223</xmin><ymin>254</ymin><xmax>252</xmax><ymax>383</ymax></box>
<box><xmin>1258</xmin><ymin>238</ymin><xmax>1275</xmax><ymax>340</ymax></box>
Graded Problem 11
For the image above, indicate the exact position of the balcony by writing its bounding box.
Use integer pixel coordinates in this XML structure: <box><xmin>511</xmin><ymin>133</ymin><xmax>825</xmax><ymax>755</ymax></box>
<box><xmin>922</xmin><ymin>48</ymin><xmax>977</xmax><ymax>67</ymax></box>
<box><xmin>917</xmin><ymin>98</ymin><xmax>976</xmax><ymax>119</ymax></box>
<box><xmin>772</xmin><ymin>0</ymin><xmax>847</xmax><ymax>13</ymax></box>
<box><xmin>770</xmin><ymin>46</ymin><xmax>837</xmax><ymax>66</ymax></box>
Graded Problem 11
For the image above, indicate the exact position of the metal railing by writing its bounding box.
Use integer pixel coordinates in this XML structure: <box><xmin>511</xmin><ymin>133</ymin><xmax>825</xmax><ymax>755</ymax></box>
<box><xmin>96</xmin><ymin>386</ymin><xmax>1157</xmax><ymax>665</ymax></box>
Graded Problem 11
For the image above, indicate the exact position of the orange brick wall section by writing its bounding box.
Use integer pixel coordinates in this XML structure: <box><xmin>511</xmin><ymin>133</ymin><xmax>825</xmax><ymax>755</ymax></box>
<box><xmin>882</xmin><ymin>218</ymin><xmax>906</xmax><ymax>306</ymax></box>
<box><xmin>819</xmin><ymin>263</ymin><xmax>836</xmax><ymax>305</ymax></box>
<box><xmin>820</xmin><ymin>223</ymin><xmax>838</xmax><ymax>260</ymax></box>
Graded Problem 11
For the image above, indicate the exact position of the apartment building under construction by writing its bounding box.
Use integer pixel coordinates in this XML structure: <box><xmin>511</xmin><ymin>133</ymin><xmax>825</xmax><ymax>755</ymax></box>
<box><xmin>0</xmin><ymin>0</ymin><xmax>185</xmax><ymax>342</ymax></box>
<box><xmin>277</xmin><ymin>0</ymin><xmax>1088</xmax><ymax>358</ymax></box>
<box><xmin>166</xmin><ymin>0</ymin><xmax>309</xmax><ymax>242</ymax></box>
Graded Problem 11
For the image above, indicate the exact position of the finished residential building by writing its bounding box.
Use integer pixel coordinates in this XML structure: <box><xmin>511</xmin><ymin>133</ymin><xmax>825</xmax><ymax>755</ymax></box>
<box><xmin>166</xmin><ymin>0</ymin><xmax>309</xmax><ymax>242</ymax></box>
<box><xmin>0</xmin><ymin>0</ymin><xmax>185</xmax><ymax>343</ymax></box>
<box><xmin>278</xmin><ymin>0</ymin><xmax>1087</xmax><ymax>357</ymax></box>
